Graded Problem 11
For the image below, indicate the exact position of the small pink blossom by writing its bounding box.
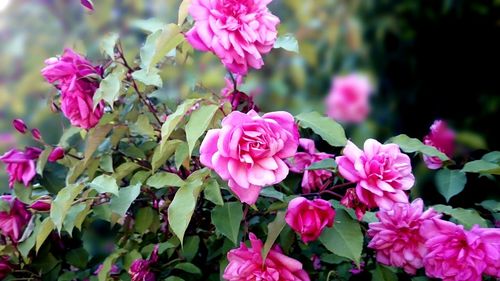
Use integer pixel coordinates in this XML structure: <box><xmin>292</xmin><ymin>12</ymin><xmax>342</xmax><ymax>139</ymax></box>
<box><xmin>367</xmin><ymin>199</ymin><xmax>440</xmax><ymax>274</ymax></box>
<box><xmin>421</xmin><ymin>219</ymin><xmax>499</xmax><ymax>281</ymax></box>
<box><xmin>326</xmin><ymin>73</ymin><xmax>372</xmax><ymax>123</ymax></box>
<box><xmin>285</xmin><ymin>197</ymin><xmax>335</xmax><ymax>243</ymax></box>
<box><xmin>288</xmin><ymin>138</ymin><xmax>334</xmax><ymax>193</ymax></box>
<box><xmin>336</xmin><ymin>139</ymin><xmax>414</xmax><ymax>209</ymax></box>
<box><xmin>200</xmin><ymin>110</ymin><xmax>299</xmax><ymax>204</ymax></box>
<box><xmin>0</xmin><ymin>196</ymin><xmax>32</xmax><ymax>242</ymax></box>
<box><xmin>48</xmin><ymin>147</ymin><xmax>65</xmax><ymax>162</ymax></box>
<box><xmin>340</xmin><ymin>188</ymin><xmax>368</xmax><ymax>221</ymax></box>
<box><xmin>423</xmin><ymin>120</ymin><xmax>455</xmax><ymax>169</ymax></box>
<box><xmin>0</xmin><ymin>147</ymin><xmax>42</xmax><ymax>188</ymax></box>
<box><xmin>31</xmin><ymin>128</ymin><xmax>41</xmax><ymax>140</ymax></box>
<box><xmin>129</xmin><ymin>245</ymin><xmax>158</xmax><ymax>281</ymax></box>
<box><xmin>223</xmin><ymin>233</ymin><xmax>310</xmax><ymax>281</ymax></box>
<box><xmin>186</xmin><ymin>0</ymin><xmax>280</xmax><ymax>75</ymax></box>
<box><xmin>12</xmin><ymin>119</ymin><xmax>27</xmax><ymax>134</ymax></box>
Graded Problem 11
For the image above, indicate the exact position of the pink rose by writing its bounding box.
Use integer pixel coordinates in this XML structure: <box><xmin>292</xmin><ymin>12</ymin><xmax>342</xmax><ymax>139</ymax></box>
<box><xmin>475</xmin><ymin>227</ymin><xmax>500</xmax><ymax>278</ymax></box>
<box><xmin>340</xmin><ymin>188</ymin><xmax>368</xmax><ymax>221</ymax></box>
<box><xmin>285</xmin><ymin>197</ymin><xmax>335</xmax><ymax>243</ymax></box>
<box><xmin>129</xmin><ymin>245</ymin><xmax>158</xmax><ymax>281</ymax></box>
<box><xmin>200</xmin><ymin>110</ymin><xmax>299</xmax><ymax>204</ymax></box>
<box><xmin>421</xmin><ymin>219</ymin><xmax>497</xmax><ymax>281</ymax></box>
<box><xmin>367</xmin><ymin>199</ymin><xmax>440</xmax><ymax>274</ymax></box>
<box><xmin>223</xmin><ymin>233</ymin><xmax>310</xmax><ymax>281</ymax></box>
<box><xmin>0</xmin><ymin>196</ymin><xmax>32</xmax><ymax>242</ymax></box>
<box><xmin>48</xmin><ymin>147</ymin><xmax>65</xmax><ymax>162</ymax></box>
<box><xmin>220</xmin><ymin>75</ymin><xmax>259</xmax><ymax>112</ymax></box>
<box><xmin>41</xmin><ymin>48</ymin><xmax>104</xmax><ymax>129</ymax></box>
<box><xmin>0</xmin><ymin>147</ymin><xmax>42</xmax><ymax>188</ymax></box>
<box><xmin>186</xmin><ymin>0</ymin><xmax>280</xmax><ymax>75</ymax></box>
<box><xmin>288</xmin><ymin>138</ymin><xmax>334</xmax><ymax>193</ymax></box>
<box><xmin>0</xmin><ymin>256</ymin><xmax>13</xmax><ymax>280</ymax></box>
<box><xmin>336</xmin><ymin>139</ymin><xmax>414</xmax><ymax>210</ymax></box>
<box><xmin>12</xmin><ymin>119</ymin><xmax>27</xmax><ymax>134</ymax></box>
<box><xmin>423</xmin><ymin>120</ymin><xmax>455</xmax><ymax>169</ymax></box>
<box><xmin>326</xmin><ymin>73</ymin><xmax>372</xmax><ymax>123</ymax></box>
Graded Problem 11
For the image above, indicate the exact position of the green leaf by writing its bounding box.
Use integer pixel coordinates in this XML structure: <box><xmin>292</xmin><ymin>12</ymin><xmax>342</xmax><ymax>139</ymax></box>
<box><xmin>461</xmin><ymin>160</ymin><xmax>500</xmax><ymax>175</ymax></box>
<box><xmin>319</xmin><ymin>209</ymin><xmax>363</xmax><ymax>266</ymax></box>
<box><xmin>260</xmin><ymin>187</ymin><xmax>285</xmax><ymax>201</ymax></box>
<box><xmin>66</xmin><ymin>248</ymin><xmax>89</xmax><ymax>269</ymax></box>
<box><xmin>13</xmin><ymin>182</ymin><xmax>32</xmax><ymax>203</ymax></box>
<box><xmin>100</xmin><ymin>32</ymin><xmax>119</xmax><ymax>59</ymax></box>
<box><xmin>89</xmin><ymin>174</ymin><xmax>119</xmax><ymax>196</ymax></box>
<box><xmin>178</xmin><ymin>0</ymin><xmax>192</xmax><ymax>25</ymax></box>
<box><xmin>165</xmin><ymin>277</ymin><xmax>185</xmax><ymax>281</ymax></box>
<box><xmin>296</xmin><ymin>111</ymin><xmax>347</xmax><ymax>147</ymax></box>
<box><xmin>36</xmin><ymin>217</ymin><xmax>54</xmax><ymax>253</ymax></box>
<box><xmin>168</xmin><ymin>179</ymin><xmax>203</xmax><ymax>245</ymax></box>
<box><xmin>98</xmin><ymin>250</ymin><xmax>125</xmax><ymax>281</ymax></box>
<box><xmin>161</xmin><ymin>99</ymin><xmax>198</xmax><ymax>141</ymax></box>
<box><xmin>186</xmin><ymin>104</ymin><xmax>219</xmax><ymax>156</ymax></box>
<box><xmin>388</xmin><ymin>134</ymin><xmax>449</xmax><ymax>161</ymax></box>
<box><xmin>455</xmin><ymin>131</ymin><xmax>488</xmax><ymax>150</ymax></box>
<box><xmin>135</xmin><ymin>207</ymin><xmax>156</xmax><ymax>234</ymax></box>
<box><xmin>203</xmin><ymin>179</ymin><xmax>224</xmax><ymax>206</ymax></box>
<box><xmin>36</xmin><ymin>146</ymin><xmax>52</xmax><ymax>175</ymax></box>
<box><xmin>50</xmin><ymin>184</ymin><xmax>84</xmax><ymax>232</ymax></box>
<box><xmin>131</xmin><ymin>18</ymin><xmax>165</xmax><ymax>33</ymax></box>
<box><xmin>181</xmin><ymin>236</ymin><xmax>200</xmax><ymax>261</ymax></box>
<box><xmin>211</xmin><ymin>202</ymin><xmax>243</xmax><ymax>245</ymax></box>
<box><xmin>175</xmin><ymin>142</ymin><xmax>189</xmax><ymax>169</ymax></box>
<box><xmin>306</xmin><ymin>158</ymin><xmax>337</xmax><ymax>170</ymax></box>
<box><xmin>435</xmin><ymin>169</ymin><xmax>467</xmax><ymax>202</ymax></box>
<box><xmin>109</xmin><ymin>183</ymin><xmax>141</xmax><ymax>217</ymax></box>
<box><xmin>130</xmin><ymin>114</ymin><xmax>156</xmax><ymax>138</ymax></box>
<box><xmin>262</xmin><ymin>211</ymin><xmax>287</xmax><ymax>261</ymax></box>
<box><xmin>274</xmin><ymin>33</ymin><xmax>300</xmax><ymax>53</ymax></box>
<box><xmin>482</xmin><ymin>151</ymin><xmax>500</xmax><ymax>163</ymax></box>
<box><xmin>113</xmin><ymin>162</ymin><xmax>141</xmax><ymax>181</ymax></box>
<box><xmin>371</xmin><ymin>264</ymin><xmax>398</xmax><ymax>281</ymax></box>
<box><xmin>432</xmin><ymin>204</ymin><xmax>488</xmax><ymax>229</ymax></box>
<box><xmin>93</xmin><ymin>66</ymin><xmax>126</xmax><ymax>109</ymax></box>
<box><xmin>100</xmin><ymin>154</ymin><xmax>114</xmax><ymax>173</ymax></box>
<box><xmin>174</xmin><ymin>262</ymin><xmax>201</xmax><ymax>275</ymax></box>
<box><xmin>478</xmin><ymin>199</ymin><xmax>500</xmax><ymax>213</ymax></box>
<box><xmin>18</xmin><ymin>217</ymin><xmax>41</xmax><ymax>257</ymax></box>
<box><xmin>63</xmin><ymin>203</ymin><xmax>88</xmax><ymax>235</ymax></box>
<box><xmin>150</xmin><ymin>24</ymin><xmax>184</xmax><ymax>68</ymax></box>
<box><xmin>147</xmin><ymin>172</ymin><xmax>185</xmax><ymax>188</ymax></box>
<box><xmin>132</xmin><ymin>68</ymin><xmax>163</xmax><ymax>87</ymax></box>
<box><xmin>152</xmin><ymin>139</ymin><xmax>182</xmax><ymax>172</ymax></box>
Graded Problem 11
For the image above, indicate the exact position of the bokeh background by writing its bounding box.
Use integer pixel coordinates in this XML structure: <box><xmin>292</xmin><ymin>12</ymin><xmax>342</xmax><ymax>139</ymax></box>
<box><xmin>1</xmin><ymin>0</ymin><xmax>499</xmax><ymax>207</ymax></box>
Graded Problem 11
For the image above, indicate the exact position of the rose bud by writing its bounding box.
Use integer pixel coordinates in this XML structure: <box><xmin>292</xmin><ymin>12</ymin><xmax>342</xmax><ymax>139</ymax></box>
<box><xmin>48</xmin><ymin>147</ymin><xmax>65</xmax><ymax>162</ymax></box>
<box><xmin>12</xmin><ymin>119</ymin><xmax>27</xmax><ymax>134</ymax></box>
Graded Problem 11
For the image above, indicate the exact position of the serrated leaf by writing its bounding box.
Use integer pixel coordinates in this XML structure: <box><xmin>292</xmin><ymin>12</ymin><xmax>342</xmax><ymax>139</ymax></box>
<box><xmin>168</xmin><ymin>179</ymin><xmax>203</xmax><ymax>245</ymax></box>
<box><xmin>389</xmin><ymin>134</ymin><xmax>449</xmax><ymax>161</ymax></box>
<box><xmin>319</xmin><ymin>209</ymin><xmax>362</xmax><ymax>266</ymax></box>
<box><xmin>432</xmin><ymin>204</ymin><xmax>488</xmax><ymax>229</ymax></box>
<box><xmin>109</xmin><ymin>183</ymin><xmax>141</xmax><ymax>217</ymax></box>
<box><xmin>296</xmin><ymin>111</ymin><xmax>347</xmax><ymax>147</ymax></box>
<box><xmin>461</xmin><ymin>160</ymin><xmax>500</xmax><ymax>175</ymax></box>
<box><xmin>100</xmin><ymin>32</ymin><xmax>119</xmax><ymax>59</ymax></box>
<box><xmin>93</xmin><ymin>66</ymin><xmax>125</xmax><ymax>109</ymax></box>
<box><xmin>211</xmin><ymin>202</ymin><xmax>243</xmax><ymax>245</ymax></box>
<box><xmin>36</xmin><ymin>217</ymin><xmax>54</xmax><ymax>253</ymax></box>
<box><xmin>147</xmin><ymin>172</ymin><xmax>185</xmax><ymax>188</ymax></box>
<box><xmin>435</xmin><ymin>169</ymin><xmax>467</xmax><ymax>202</ymax></box>
<box><xmin>306</xmin><ymin>158</ymin><xmax>337</xmax><ymax>170</ymax></box>
<box><xmin>130</xmin><ymin>114</ymin><xmax>156</xmax><ymax>138</ymax></box>
<box><xmin>36</xmin><ymin>146</ymin><xmax>52</xmax><ymax>176</ymax></box>
<box><xmin>186</xmin><ymin>104</ymin><xmax>219</xmax><ymax>156</ymax></box>
<box><xmin>132</xmin><ymin>68</ymin><xmax>163</xmax><ymax>87</ymax></box>
<box><xmin>274</xmin><ymin>34</ymin><xmax>299</xmax><ymax>53</ymax></box>
<box><xmin>178</xmin><ymin>0</ymin><xmax>192</xmax><ymax>25</ymax></box>
<box><xmin>174</xmin><ymin>262</ymin><xmax>201</xmax><ymax>275</ymax></box>
<box><xmin>204</xmin><ymin>179</ymin><xmax>223</xmax><ymax>206</ymax></box>
<box><xmin>262</xmin><ymin>211</ymin><xmax>286</xmax><ymax>261</ymax></box>
<box><xmin>50</xmin><ymin>184</ymin><xmax>84</xmax><ymax>232</ymax></box>
<box><xmin>161</xmin><ymin>99</ymin><xmax>198</xmax><ymax>141</ymax></box>
<box><xmin>89</xmin><ymin>174</ymin><xmax>119</xmax><ymax>196</ymax></box>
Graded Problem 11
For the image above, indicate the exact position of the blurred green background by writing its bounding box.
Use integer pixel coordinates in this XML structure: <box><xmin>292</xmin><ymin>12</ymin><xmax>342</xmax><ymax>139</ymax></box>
<box><xmin>1</xmin><ymin>0</ymin><xmax>499</xmax><ymax>203</ymax></box>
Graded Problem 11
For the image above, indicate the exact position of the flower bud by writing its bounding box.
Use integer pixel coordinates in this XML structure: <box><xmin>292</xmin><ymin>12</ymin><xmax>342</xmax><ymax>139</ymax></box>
<box><xmin>12</xmin><ymin>119</ymin><xmax>27</xmax><ymax>134</ymax></box>
<box><xmin>31</xmin><ymin>128</ymin><xmax>41</xmax><ymax>140</ymax></box>
<box><xmin>48</xmin><ymin>147</ymin><xmax>65</xmax><ymax>162</ymax></box>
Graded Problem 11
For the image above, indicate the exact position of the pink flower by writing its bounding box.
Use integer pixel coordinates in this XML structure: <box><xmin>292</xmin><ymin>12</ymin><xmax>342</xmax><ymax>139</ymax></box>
<box><xmin>220</xmin><ymin>75</ymin><xmax>259</xmax><ymax>112</ymax></box>
<box><xmin>288</xmin><ymin>138</ymin><xmax>334</xmax><ymax>193</ymax></box>
<box><xmin>12</xmin><ymin>119</ymin><xmax>27</xmax><ymax>134</ymax></box>
<box><xmin>326</xmin><ymin>73</ymin><xmax>373</xmax><ymax>123</ymax></box>
<box><xmin>48</xmin><ymin>147</ymin><xmax>65</xmax><ymax>162</ymax></box>
<box><xmin>340</xmin><ymin>188</ymin><xmax>368</xmax><ymax>221</ymax></box>
<box><xmin>41</xmin><ymin>48</ymin><xmax>104</xmax><ymax>129</ymax></box>
<box><xmin>336</xmin><ymin>139</ymin><xmax>414</xmax><ymax>209</ymax></box>
<box><xmin>367</xmin><ymin>199</ymin><xmax>440</xmax><ymax>274</ymax></box>
<box><xmin>421</xmin><ymin>219</ymin><xmax>497</xmax><ymax>281</ymax></box>
<box><xmin>0</xmin><ymin>196</ymin><xmax>32</xmax><ymax>242</ymax></box>
<box><xmin>129</xmin><ymin>245</ymin><xmax>158</xmax><ymax>281</ymax></box>
<box><xmin>423</xmin><ymin>120</ymin><xmax>455</xmax><ymax>169</ymax></box>
<box><xmin>0</xmin><ymin>256</ymin><xmax>13</xmax><ymax>280</ymax></box>
<box><xmin>474</xmin><ymin>227</ymin><xmax>500</xmax><ymax>278</ymax></box>
<box><xmin>223</xmin><ymin>233</ymin><xmax>310</xmax><ymax>281</ymax></box>
<box><xmin>186</xmin><ymin>0</ymin><xmax>280</xmax><ymax>75</ymax></box>
<box><xmin>29</xmin><ymin>197</ymin><xmax>52</xmax><ymax>212</ymax></box>
<box><xmin>200</xmin><ymin>110</ymin><xmax>299</xmax><ymax>204</ymax></box>
<box><xmin>81</xmin><ymin>0</ymin><xmax>94</xmax><ymax>11</ymax></box>
<box><xmin>0</xmin><ymin>147</ymin><xmax>42</xmax><ymax>188</ymax></box>
<box><xmin>31</xmin><ymin>128</ymin><xmax>41</xmax><ymax>140</ymax></box>
<box><xmin>285</xmin><ymin>197</ymin><xmax>335</xmax><ymax>243</ymax></box>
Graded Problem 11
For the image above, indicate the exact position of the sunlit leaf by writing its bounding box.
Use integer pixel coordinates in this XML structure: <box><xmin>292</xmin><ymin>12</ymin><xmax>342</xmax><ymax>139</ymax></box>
<box><xmin>274</xmin><ymin>34</ymin><xmax>300</xmax><ymax>53</ymax></box>
<box><xmin>185</xmin><ymin>104</ymin><xmax>219</xmax><ymax>156</ymax></box>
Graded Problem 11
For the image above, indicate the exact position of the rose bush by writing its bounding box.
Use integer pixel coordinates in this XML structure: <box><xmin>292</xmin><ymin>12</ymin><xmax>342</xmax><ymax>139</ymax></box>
<box><xmin>0</xmin><ymin>1</ymin><xmax>498</xmax><ymax>281</ymax></box>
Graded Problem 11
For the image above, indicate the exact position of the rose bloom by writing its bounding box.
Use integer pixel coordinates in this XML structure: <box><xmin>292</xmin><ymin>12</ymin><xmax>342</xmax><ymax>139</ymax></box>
<box><xmin>129</xmin><ymin>245</ymin><xmax>158</xmax><ymax>281</ymax></box>
<box><xmin>367</xmin><ymin>199</ymin><xmax>440</xmax><ymax>274</ymax></box>
<box><xmin>0</xmin><ymin>256</ymin><xmax>13</xmax><ymax>280</ymax></box>
<box><xmin>288</xmin><ymin>138</ymin><xmax>334</xmax><ymax>193</ymax></box>
<box><xmin>200</xmin><ymin>110</ymin><xmax>299</xmax><ymax>204</ymax></box>
<box><xmin>285</xmin><ymin>197</ymin><xmax>335</xmax><ymax>243</ymax></box>
<box><xmin>336</xmin><ymin>139</ymin><xmax>414</xmax><ymax>209</ymax></box>
<box><xmin>186</xmin><ymin>0</ymin><xmax>280</xmax><ymax>75</ymax></box>
<box><xmin>421</xmin><ymin>219</ymin><xmax>499</xmax><ymax>281</ymax></box>
<box><xmin>220</xmin><ymin>75</ymin><xmax>259</xmax><ymax>112</ymax></box>
<box><xmin>326</xmin><ymin>73</ymin><xmax>372</xmax><ymax>123</ymax></box>
<box><xmin>423</xmin><ymin>120</ymin><xmax>455</xmax><ymax>169</ymax></box>
<box><xmin>474</xmin><ymin>227</ymin><xmax>500</xmax><ymax>278</ymax></box>
<box><xmin>223</xmin><ymin>233</ymin><xmax>310</xmax><ymax>281</ymax></box>
<box><xmin>0</xmin><ymin>147</ymin><xmax>42</xmax><ymax>188</ymax></box>
<box><xmin>0</xmin><ymin>196</ymin><xmax>32</xmax><ymax>242</ymax></box>
<box><xmin>340</xmin><ymin>188</ymin><xmax>368</xmax><ymax>221</ymax></box>
<box><xmin>41</xmin><ymin>48</ymin><xmax>104</xmax><ymax>129</ymax></box>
